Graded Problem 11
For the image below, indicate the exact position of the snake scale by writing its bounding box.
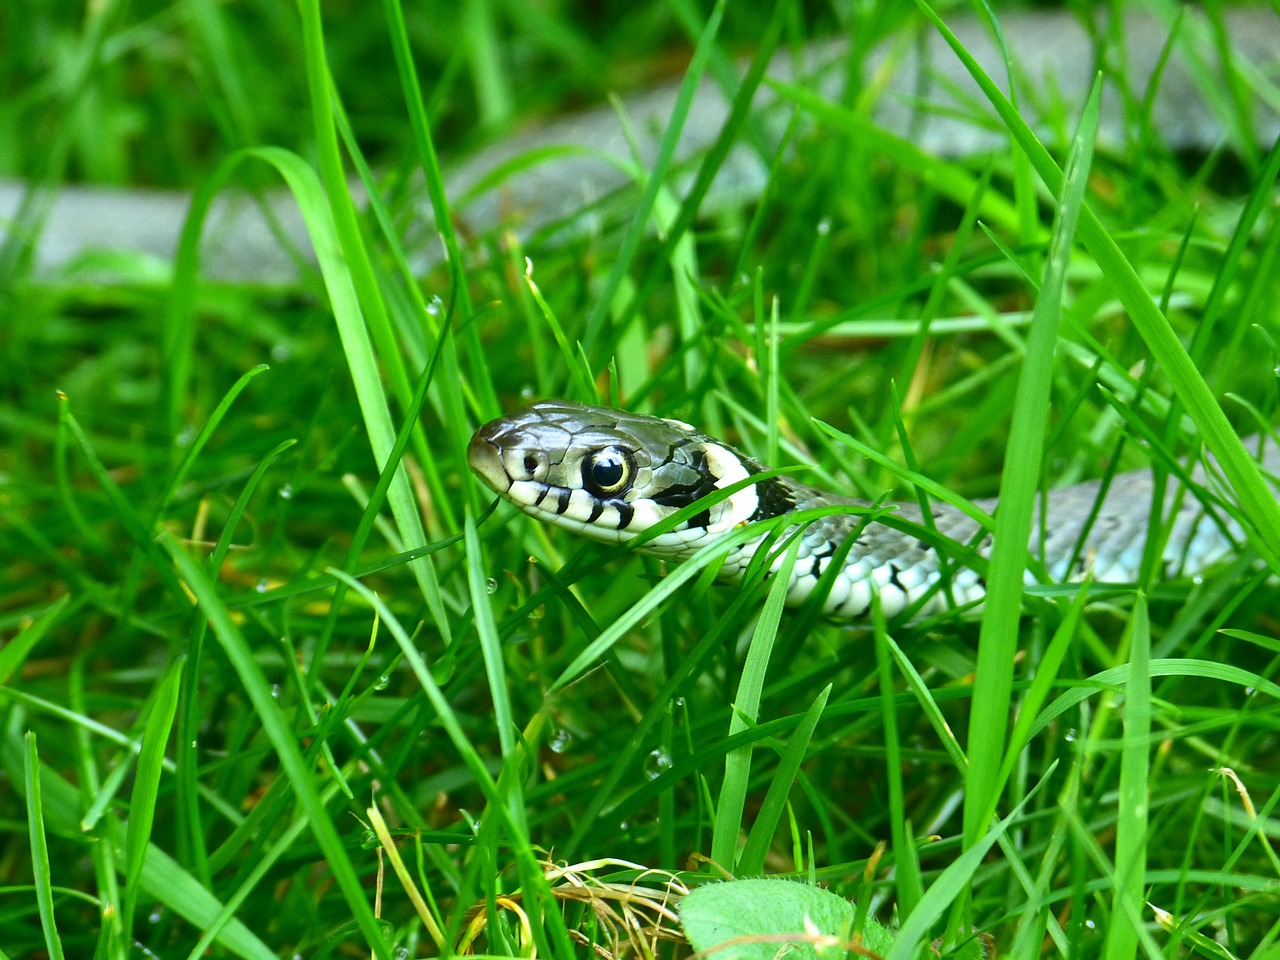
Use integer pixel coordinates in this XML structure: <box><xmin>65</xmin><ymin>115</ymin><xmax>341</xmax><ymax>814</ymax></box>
<box><xmin>469</xmin><ymin>401</ymin><xmax>1280</xmax><ymax>620</ymax></box>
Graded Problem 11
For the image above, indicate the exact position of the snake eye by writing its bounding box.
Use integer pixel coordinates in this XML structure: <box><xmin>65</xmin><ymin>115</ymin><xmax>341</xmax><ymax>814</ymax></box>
<box><xmin>582</xmin><ymin>446</ymin><xmax>635</xmax><ymax>496</ymax></box>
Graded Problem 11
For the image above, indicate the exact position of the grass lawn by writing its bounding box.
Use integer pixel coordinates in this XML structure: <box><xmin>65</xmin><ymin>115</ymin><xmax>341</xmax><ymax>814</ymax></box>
<box><xmin>2</xmin><ymin>1</ymin><xmax>1279</xmax><ymax>958</ymax></box>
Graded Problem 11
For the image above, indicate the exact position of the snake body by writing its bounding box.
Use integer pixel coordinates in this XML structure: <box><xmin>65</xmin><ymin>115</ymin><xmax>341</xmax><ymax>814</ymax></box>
<box><xmin>468</xmin><ymin>401</ymin><xmax>1279</xmax><ymax>620</ymax></box>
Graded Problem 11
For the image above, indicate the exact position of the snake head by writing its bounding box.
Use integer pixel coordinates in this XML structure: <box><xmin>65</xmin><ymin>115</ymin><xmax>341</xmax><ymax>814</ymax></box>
<box><xmin>468</xmin><ymin>400</ymin><xmax>767</xmax><ymax>557</ymax></box>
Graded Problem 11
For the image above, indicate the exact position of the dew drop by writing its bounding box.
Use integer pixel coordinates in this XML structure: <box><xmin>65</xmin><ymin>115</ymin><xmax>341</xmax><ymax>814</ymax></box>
<box><xmin>548</xmin><ymin>728</ymin><xmax>572</xmax><ymax>754</ymax></box>
<box><xmin>816</xmin><ymin>217</ymin><xmax>832</xmax><ymax>235</ymax></box>
<box><xmin>270</xmin><ymin>684</ymin><xmax>280</xmax><ymax>699</ymax></box>
<box><xmin>254</xmin><ymin>578</ymin><xmax>269</xmax><ymax>593</ymax></box>
<box><xmin>426</xmin><ymin>295</ymin><xmax>444</xmax><ymax>316</ymax></box>
<box><xmin>485</xmin><ymin>577</ymin><xmax>498</xmax><ymax>595</ymax></box>
<box><xmin>278</xmin><ymin>483</ymin><xmax>293</xmax><ymax>500</ymax></box>
<box><xmin>1064</xmin><ymin>728</ymin><xmax>1077</xmax><ymax>742</ymax></box>
<box><xmin>644</xmin><ymin>748</ymin><xmax>673</xmax><ymax>779</ymax></box>
<box><xmin>373</xmin><ymin>675</ymin><xmax>391</xmax><ymax>690</ymax></box>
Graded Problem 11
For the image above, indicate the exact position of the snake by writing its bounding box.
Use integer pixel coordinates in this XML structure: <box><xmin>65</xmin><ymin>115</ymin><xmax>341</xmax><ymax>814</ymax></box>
<box><xmin>468</xmin><ymin>400</ymin><xmax>1280</xmax><ymax>621</ymax></box>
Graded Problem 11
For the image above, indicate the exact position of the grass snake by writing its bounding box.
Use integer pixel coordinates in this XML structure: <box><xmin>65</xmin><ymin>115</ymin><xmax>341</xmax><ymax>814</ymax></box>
<box><xmin>469</xmin><ymin>400</ymin><xmax>1280</xmax><ymax>620</ymax></box>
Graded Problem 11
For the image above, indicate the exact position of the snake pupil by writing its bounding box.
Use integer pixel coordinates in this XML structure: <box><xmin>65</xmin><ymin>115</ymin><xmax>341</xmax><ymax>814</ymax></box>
<box><xmin>584</xmin><ymin>446</ymin><xmax>632</xmax><ymax>495</ymax></box>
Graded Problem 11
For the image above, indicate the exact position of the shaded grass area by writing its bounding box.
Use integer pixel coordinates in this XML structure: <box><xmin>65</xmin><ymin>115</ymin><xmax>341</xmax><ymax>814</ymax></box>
<box><xmin>3</xmin><ymin>1</ymin><xmax>1280</xmax><ymax>958</ymax></box>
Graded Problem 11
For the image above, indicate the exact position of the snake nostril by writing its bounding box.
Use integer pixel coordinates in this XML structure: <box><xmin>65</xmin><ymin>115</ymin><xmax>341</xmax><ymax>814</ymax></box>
<box><xmin>523</xmin><ymin>455</ymin><xmax>538</xmax><ymax>475</ymax></box>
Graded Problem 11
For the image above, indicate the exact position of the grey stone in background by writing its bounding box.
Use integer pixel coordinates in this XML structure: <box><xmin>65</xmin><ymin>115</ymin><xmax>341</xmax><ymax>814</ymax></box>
<box><xmin>1</xmin><ymin>7</ymin><xmax>1276</xmax><ymax>285</ymax></box>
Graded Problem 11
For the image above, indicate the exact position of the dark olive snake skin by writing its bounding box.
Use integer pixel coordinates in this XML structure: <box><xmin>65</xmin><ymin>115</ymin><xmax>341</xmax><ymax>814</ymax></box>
<box><xmin>468</xmin><ymin>401</ymin><xmax>1280</xmax><ymax>620</ymax></box>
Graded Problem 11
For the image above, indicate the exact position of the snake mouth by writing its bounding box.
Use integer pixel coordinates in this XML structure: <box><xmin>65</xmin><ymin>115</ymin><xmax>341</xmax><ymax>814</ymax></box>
<box><xmin>467</xmin><ymin>432</ymin><xmax>510</xmax><ymax>494</ymax></box>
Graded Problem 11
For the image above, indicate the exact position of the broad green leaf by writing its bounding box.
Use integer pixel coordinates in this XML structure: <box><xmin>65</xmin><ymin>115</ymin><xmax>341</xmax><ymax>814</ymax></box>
<box><xmin>680</xmin><ymin>878</ymin><xmax>892</xmax><ymax>960</ymax></box>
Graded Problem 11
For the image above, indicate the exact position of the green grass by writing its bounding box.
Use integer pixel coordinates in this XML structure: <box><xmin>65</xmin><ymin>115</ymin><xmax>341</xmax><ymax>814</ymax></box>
<box><xmin>3</xmin><ymin>1</ymin><xmax>1280</xmax><ymax>958</ymax></box>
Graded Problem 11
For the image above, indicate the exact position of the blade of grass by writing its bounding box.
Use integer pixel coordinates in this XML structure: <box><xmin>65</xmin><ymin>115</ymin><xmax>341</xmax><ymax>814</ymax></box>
<box><xmin>366</xmin><ymin>802</ymin><xmax>446</xmax><ymax>949</ymax></box>
<box><xmin>58</xmin><ymin>400</ymin><xmax>188</xmax><ymax>603</ymax></box>
<box><xmin>464</xmin><ymin>508</ymin><xmax>519</xmax><ymax>776</ymax></box>
<box><xmin>1105</xmin><ymin>595</ymin><xmax>1152</xmax><ymax>960</ymax></box>
<box><xmin>0</xmin><ymin>595</ymin><xmax>68</xmax><ymax>685</ymax></box>
<box><xmin>1068</xmin><ymin>811</ymin><xmax>1168</xmax><ymax>960</ymax></box>
<box><xmin>181</xmin><ymin>803</ymin><xmax>322</xmax><ymax>960</ymax></box>
<box><xmin>312</xmin><ymin>313</ymin><xmax>455</xmax><ymax>687</ymax></box>
<box><xmin>381</xmin><ymin>0</ymin><xmax>495</xmax><ymax>436</ymax></box>
<box><xmin>580</xmin><ymin>0</ymin><xmax>728</xmax><ymax>358</ymax></box>
<box><xmin>330</xmin><ymin>96</ymin><xmax>461</xmax><ymax>531</ymax></box>
<box><xmin>115</xmin><ymin>362</ymin><xmax>271</xmax><ymax>627</ymax></box>
<box><xmin>24</xmin><ymin>732</ymin><xmax>66</xmax><ymax>960</ymax></box>
<box><xmin>994</xmin><ymin>581</ymin><xmax>1090</xmax><ymax>792</ymax></box>
<box><xmin>297</xmin><ymin>0</ymin><xmax>418</xmax><ymax>427</ymax></box>
<box><xmin>1029</xmin><ymin>659</ymin><xmax>1280</xmax><ymax>739</ymax></box>
<box><xmin>963</xmin><ymin>72</ymin><xmax>1101</xmax><ymax>855</ymax></box>
<box><xmin>736</xmin><ymin>684</ymin><xmax>831</xmax><ymax>876</ymax></box>
<box><xmin>711</xmin><ymin>535</ymin><xmax>800</xmax><ymax>870</ymax></box>
<box><xmin>522</xmin><ymin>260</ymin><xmax>597</xmax><ymax>400</ymax></box>
<box><xmin>175</xmin><ymin>438</ymin><xmax>297</xmax><ymax>883</ymax></box>
<box><xmin>875</xmin><ymin>605</ymin><xmax>923</xmax><ymax>919</ymax></box>
<box><xmin>121</xmin><ymin>658</ymin><xmax>184</xmax><ymax>945</ymax></box>
<box><xmin>148</xmin><ymin>363</ymin><xmax>269</xmax><ymax>526</ymax></box>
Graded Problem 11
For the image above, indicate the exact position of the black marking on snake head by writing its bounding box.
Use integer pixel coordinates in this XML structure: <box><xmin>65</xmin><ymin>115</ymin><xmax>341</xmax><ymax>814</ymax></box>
<box><xmin>587</xmin><ymin>500</ymin><xmax>604</xmax><ymax>523</ymax></box>
<box><xmin>747</xmin><ymin>475</ymin><xmax>796</xmax><ymax>522</ymax></box>
<box><xmin>811</xmin><ymin>557</ymin><xmax>824</xmax><ymax>579</ymax></box>
<box><xmin>615</xmin><ymin>499</ymin><xmax>635</xmax><ymax>530</ymax></box>
<box><xmin>534</xmin><ymin>487</ymin><xmax>551</xmax><ymax>507</ymax></box>
<box><xmin>650</xmin><ymin>450</ymin><xmax>718</xmax><ymax>528</ymax></box>
<box><xmin>555</xmin><ymin>489</ymin><xmax>572</xmax><ymax>514</ymax></box>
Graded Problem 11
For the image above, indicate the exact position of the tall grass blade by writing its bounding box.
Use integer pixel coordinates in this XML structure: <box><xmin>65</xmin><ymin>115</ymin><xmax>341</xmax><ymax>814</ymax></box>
<box><xmin>711</xmin><ymin>535</ymin><xmax>801</xmax><ymax>869</ymax></box>
<box><xmin>964</xmin><ymin>73</ymin><xmax>1101</xmax><ymax>852</ymax></box>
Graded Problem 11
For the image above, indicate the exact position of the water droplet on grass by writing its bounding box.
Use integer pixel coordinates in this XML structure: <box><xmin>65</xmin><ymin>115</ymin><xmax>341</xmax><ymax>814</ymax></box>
<box><xmin>644</xmin><ymin>748</ymin><xmax>672</xmax><ymax>779</ymax></box>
